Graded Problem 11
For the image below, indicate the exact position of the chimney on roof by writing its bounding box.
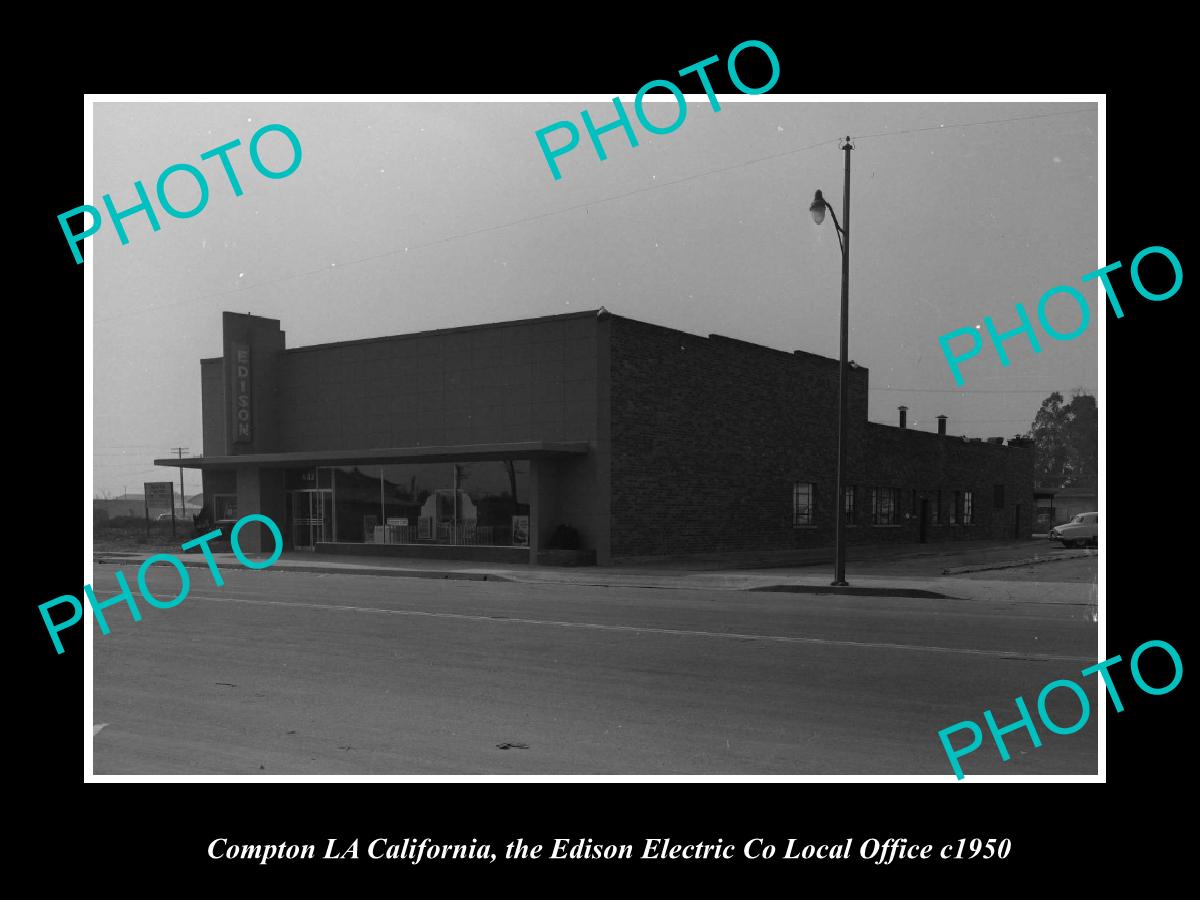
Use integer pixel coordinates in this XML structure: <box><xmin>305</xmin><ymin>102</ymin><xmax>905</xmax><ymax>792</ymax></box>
<box><xmin>898</xmin><ymin>406</ymin><xmax>908</xmax><ymax>429</ymax></box>
<box><xmin>937</xmin><ymin>414</ymin><xmax>948</xmax><ymax>436</ymax></box>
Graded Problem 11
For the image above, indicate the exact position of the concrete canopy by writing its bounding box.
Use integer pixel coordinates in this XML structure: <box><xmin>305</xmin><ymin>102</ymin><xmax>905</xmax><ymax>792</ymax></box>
<box><xmin>155</xmin><ymin>441</ymin><xmax>589</xmax><ymax>470</ymax></box>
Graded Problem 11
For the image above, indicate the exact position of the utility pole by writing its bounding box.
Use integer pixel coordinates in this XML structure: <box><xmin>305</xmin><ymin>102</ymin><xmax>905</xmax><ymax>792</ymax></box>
<box><xmin>833</xmin><ymin>137</ymin><xmax>852</xmax><ymax>586</ymax></box>
<box><xmin>809</xmin><ymin>137</ymin><xmax>854</xmax><ymax>586</ymax></box>
<box><xmin>171</xmin><ymin>447</ymin><xmax>188</xmax><ymax>538</ymax></box>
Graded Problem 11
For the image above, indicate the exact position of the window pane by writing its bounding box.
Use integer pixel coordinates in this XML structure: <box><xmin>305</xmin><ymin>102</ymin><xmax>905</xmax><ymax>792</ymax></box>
<box><xmin>333</xmin><ymin>465</ymin><xmax>382</xmax><ymax>542</ymax></box>
<box><xmin>213</xmin><ymin>494</ymin><xmax>238</xmax><ymax>521</ymax></box>
<box><xmin>375</xmin><ymin>462</ymin><xmax>530</xmax><ymax>546</ymax></box>
<box><xmin>284</xmin><ymin>467</ymin><xmax>318</xmax><ymax>490</ymax></box>
<box><xmin>793</xmin><ymin>482</ymin><xmax>813</xmax><ymax>525</ymax></box>
<box><xmin>380</xmin><ymin>463</ymin><xmax>443</xmax><ymax>543</ymax></box>
<box><xmin>458</xmin><ymin>461</ymin><xmax>530</xmax><ymax>545</ymax></box>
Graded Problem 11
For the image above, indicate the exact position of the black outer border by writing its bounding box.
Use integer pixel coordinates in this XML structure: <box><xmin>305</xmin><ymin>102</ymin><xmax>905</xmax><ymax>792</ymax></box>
<box><xmin>26</xmin><ymin>25</ymin><xmax>1186</xmax><ymax>885</ymax></box>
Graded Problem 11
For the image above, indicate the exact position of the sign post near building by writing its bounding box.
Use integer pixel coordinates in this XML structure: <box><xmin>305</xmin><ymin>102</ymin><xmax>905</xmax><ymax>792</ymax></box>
<box><xmin>145</xmin><ymin>481</ymin><xmax>175</xmax><ymax>538</ymax></box>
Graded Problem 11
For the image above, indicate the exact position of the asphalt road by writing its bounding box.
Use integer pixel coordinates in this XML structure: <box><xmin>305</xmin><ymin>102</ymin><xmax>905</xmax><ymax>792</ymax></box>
<box><xmin>92</xmin><ymin>566</ymin><xmax>1099</xmax><ymax>776</ymax></box>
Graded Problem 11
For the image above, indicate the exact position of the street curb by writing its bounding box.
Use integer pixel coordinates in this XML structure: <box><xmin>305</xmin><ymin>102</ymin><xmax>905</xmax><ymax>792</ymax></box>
<box><xmin>93</xmin><ymin>551</ymin><xmax>1089</xmax><ymax>594</ymax></box>
<box><xmin>748</xmin><ymin>585</ymin><xmax>953</xmax><ymax>599</ymax></box>
<box><xmin>92</xmin><ymin>555</ymin><xmax>938</xmax><ymax>596</ymax></box>
<box><xmin>93</xmin><ymin>556</ymin><xmax>512</xmax><ymax>583</ymax></box>
<box><xmin>942</xmin><ymin>549</ymin><xmax>1096</xmax><ymax>575</ymax></box>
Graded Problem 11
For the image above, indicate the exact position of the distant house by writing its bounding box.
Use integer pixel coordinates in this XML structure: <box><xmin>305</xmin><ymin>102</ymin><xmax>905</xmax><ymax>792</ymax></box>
<box><xmin>1053</xmin><ymin>487</ymin><xmax>1097</xmax><ymax>524</ymax></box>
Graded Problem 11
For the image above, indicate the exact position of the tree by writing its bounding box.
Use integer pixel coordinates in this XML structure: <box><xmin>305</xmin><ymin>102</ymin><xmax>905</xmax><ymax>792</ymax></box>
<box><xmin>1027</xmin><ymin>390</ymin><xmax>1097</xmax><ymax>489</ymax></box>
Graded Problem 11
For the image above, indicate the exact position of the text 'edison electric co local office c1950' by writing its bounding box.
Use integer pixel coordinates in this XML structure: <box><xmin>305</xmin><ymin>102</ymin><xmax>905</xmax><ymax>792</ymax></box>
<box><xmin>157</xmin><ymin>310</ymin><xmax>1034</xmax><ymax>566</ymax></box>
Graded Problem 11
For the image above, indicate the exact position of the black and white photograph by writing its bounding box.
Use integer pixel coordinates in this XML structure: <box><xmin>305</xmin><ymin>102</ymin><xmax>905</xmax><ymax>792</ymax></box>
<box><xmin>80</xmin><ymin>94</ymin><xmax>1108</xmax><ymax>782</ymax></box>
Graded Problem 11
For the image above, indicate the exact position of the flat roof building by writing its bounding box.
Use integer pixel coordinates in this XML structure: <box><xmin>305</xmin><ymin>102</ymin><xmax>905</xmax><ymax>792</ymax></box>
<box><xmin>159</xmin><ymin>310</ymin><xmax>1034</xmax><ymax>565</ymax></box>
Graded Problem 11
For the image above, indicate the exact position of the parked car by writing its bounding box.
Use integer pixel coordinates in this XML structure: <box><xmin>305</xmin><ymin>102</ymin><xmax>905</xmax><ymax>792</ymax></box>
<box><xmin>1049</xmin><ymin>512</ymin><xmax>1098</xmax><ymax>549</ymax></box>
<box><xmin>156</xmin><ymin>511</ymin><xmax>176</xmax><ymax>522</ymax></box>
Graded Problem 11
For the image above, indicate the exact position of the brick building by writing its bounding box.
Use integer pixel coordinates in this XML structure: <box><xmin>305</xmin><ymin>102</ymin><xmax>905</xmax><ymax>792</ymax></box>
<box><xmin>158</xmin><ymin>310</ymin><xmax>1034</xmax><ymax>565</ymax></box>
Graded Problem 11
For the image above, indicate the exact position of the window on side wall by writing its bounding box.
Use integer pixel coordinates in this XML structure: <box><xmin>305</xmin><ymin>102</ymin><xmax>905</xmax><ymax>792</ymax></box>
<box><xmin>793</xmin><ymin>482</ymin><xmax>815</xmax><ymax>526</ymax></box>
<box><xmin>213</xmin><ymin>493</ymin><xmax>238</xmax><ymax>522</ymax></box>
<box><xmin>963</xmin><ymin>490</ymin><xmax>974</xmax><ymax>525</ymax></box>
<box><xmin>844</xmin><ymin>485</ymin><xmax>855</xmax><ymax>525</ymax></box>
<box><xmin>871</xmin><ymin>487</ymin><xmax>898</xmax><ymax>525</ymax></box>
<box><xmin>951</xmin><ymin>491</ymin><xmax>961</xmax><ymax>525</ymax></box>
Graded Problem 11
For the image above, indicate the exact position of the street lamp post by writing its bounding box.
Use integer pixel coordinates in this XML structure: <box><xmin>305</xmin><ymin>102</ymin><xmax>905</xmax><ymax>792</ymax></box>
<box><xmin>810</xmin><ymin>136</ymin><xmax>853</xmax><ymax>587</ymax></box>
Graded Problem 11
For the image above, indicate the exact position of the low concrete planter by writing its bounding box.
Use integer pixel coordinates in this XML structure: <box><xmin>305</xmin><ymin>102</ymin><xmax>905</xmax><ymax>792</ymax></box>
<box><xmin>534</xmin><ymin>549</ymin><xmax>597</xmax><ymax>567</ymax></box>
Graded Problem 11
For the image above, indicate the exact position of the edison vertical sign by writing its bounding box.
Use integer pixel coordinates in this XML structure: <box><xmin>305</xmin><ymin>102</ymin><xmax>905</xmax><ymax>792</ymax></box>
<box><xmin>232</xmin><ymin>342</ymin><xmax>253</xmax><ymax>444</ymax></box>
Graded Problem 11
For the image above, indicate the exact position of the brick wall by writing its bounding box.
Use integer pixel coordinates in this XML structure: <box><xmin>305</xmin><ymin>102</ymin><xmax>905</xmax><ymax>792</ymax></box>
<box><xmin>608</xmin><ymin>316</ymin><xmax>1033</xmax><ymax>558</ymax></box>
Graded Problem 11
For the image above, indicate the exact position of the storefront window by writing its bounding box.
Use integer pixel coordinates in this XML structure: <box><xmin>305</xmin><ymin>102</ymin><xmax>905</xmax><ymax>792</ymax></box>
<box><xmin>381</xmin><ymin>463</ymin><xmax>446</xmax><ymax>544</ymax></box>
<box><xmin>458</xmin><ymin>461</ymin><xmax>530</xmax><ymax>546</ymax></box>
<box><xmin>308</xmin><ymin>460</ymin><xmax>530</xmax><ymax>546</ymax></box>
<box><xmin>332</xmin><ymin>465</ymin><xmax>382</xmax><ymax>542</ymax></box>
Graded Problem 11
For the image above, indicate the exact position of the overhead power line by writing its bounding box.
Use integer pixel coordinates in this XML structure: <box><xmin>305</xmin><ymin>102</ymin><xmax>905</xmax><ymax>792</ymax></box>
<box><xmin>94</xmin><ymin>106</ymin><xmax>1097</xmax><ymax>325</ymax></box>
<box><xmin>852</xmin><ymin>107</ymin><xmax>1095</xmax><ymax>143</ymax></box>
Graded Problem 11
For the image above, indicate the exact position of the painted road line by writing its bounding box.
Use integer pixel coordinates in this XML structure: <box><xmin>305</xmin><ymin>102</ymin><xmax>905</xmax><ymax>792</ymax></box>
<box><xmin>183</xmin><ymin>592</ymin><xmax>1093</xmax><ymax>663</ymax></box>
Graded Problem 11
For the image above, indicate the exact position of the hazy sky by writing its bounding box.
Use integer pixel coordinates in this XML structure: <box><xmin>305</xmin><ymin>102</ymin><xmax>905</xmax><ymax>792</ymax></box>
<box><xmin>91</xmin><ymin>99</ymin><xmax>1098</xmax><ymax>499</ymax></box>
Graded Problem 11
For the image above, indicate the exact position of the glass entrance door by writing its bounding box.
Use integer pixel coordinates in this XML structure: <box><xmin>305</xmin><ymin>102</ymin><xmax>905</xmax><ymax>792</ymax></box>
<box><xmin>290</xmin><ymin>490</ymin><xmax>332</xmax><ymax>549</ymax></box>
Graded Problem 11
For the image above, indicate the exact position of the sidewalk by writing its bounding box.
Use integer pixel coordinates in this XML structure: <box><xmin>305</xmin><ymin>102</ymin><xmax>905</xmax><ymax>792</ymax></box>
<box><xmin>92</xmin><ymin>539</ymin><xmax>1096</xmax><ymax>601</ymax></box>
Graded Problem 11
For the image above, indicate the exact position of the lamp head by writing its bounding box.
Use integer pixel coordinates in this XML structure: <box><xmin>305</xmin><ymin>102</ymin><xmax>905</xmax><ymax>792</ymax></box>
<box><xmin>809</xmin><ymin>189</ymin><xmax>827</xmax><ymax>225</ymax></box>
